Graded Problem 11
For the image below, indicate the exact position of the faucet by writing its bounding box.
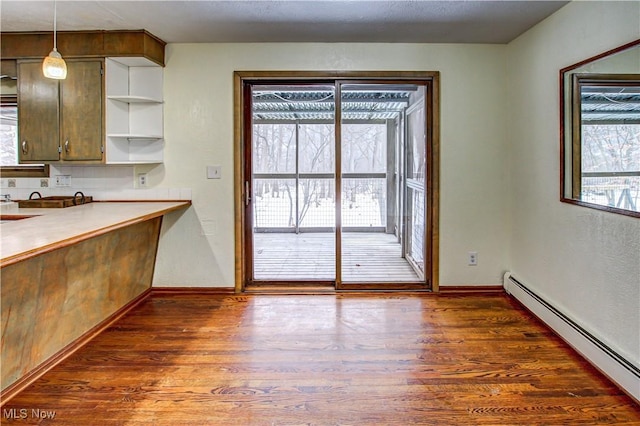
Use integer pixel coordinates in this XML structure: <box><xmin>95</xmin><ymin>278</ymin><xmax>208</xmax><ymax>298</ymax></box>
<box><xmin>0</xmin><ymin>194</ymin><xmax>11</xmax><ymax>203</ymax></box>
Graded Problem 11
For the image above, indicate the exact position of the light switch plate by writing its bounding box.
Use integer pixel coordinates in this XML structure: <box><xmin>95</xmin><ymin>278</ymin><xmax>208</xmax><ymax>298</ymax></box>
<box><xmin>207</xmin><ymin>165</ymin><xmax>221</xmax><ymax>179</ymax></box>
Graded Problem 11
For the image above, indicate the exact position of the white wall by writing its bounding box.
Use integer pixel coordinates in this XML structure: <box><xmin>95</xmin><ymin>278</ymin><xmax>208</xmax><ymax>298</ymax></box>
<box><xmin>506</xmin><ymin>1</ymin><xmax>640</xmax><ymax>367</ymax></box>
<box><xmin>153</xmin><ymin>43</ymin><xmax>510</xmax><ymax>287</ymax></box>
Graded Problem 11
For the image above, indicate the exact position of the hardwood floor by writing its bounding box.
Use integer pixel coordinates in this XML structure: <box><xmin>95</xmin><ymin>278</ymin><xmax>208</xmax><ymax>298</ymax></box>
<box><xmin>254</xmin><ymin>232</ymin><xmax>420</xmax><ymax>282</ymax></box>
<box><xmin>2</xmin><ymin>293</ymin><xmax>639</xmax><ymax>425</ymax></box>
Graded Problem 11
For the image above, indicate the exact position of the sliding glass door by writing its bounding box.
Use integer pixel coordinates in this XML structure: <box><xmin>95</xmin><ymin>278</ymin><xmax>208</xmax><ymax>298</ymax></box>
<box><xmin>239</xmin><ymin>75</ymin><xmax>435</xmax><ymax>290</ymax></box>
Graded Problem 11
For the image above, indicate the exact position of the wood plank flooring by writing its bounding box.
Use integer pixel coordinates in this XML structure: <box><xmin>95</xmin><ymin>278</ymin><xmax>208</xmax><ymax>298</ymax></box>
<box><xmin>2</xmin><ymin>293</ymin><xmax>639</xmax><ymax>425</ymax></box>
<box><xmin>254</xmin><ymin>232</ymin><xmax>420</xmax><ymax>282</ymax></box>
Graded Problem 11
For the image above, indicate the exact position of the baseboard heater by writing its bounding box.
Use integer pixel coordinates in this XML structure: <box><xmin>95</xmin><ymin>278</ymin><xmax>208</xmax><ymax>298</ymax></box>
<box><xmin>503</xmin><ymin>272</ymin><xmax>640</xmax><ymax>403</ymax></box>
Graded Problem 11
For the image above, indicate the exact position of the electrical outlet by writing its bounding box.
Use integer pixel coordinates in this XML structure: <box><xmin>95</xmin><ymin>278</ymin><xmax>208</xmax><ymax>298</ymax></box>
<box><xmin>468</xmin><ymin>251</ymin><xmax>478</xmax><ymax>266</ymax></box>
<box><xmin>138</xmin><ymin>173</ymin><xmax>147</xmax><ymax>188</ymax></box>
<box><xmin>8</xmin><ymin>179</ymin><xmax>16</xmax><ymax>188</ymax></box>
<box><xmin>55</xmin><ymin>175</ymin><xmax>71</xmax><ymax>187</ymax></box>
<box><xmin>40</xmin><ymin>178</ymin><xmax>49</xmax><ymax>188</ymax></box>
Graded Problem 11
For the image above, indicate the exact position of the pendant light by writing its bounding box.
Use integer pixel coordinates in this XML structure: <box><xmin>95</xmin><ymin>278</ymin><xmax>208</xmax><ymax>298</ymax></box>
<box><xmin>42</xmin><ymin>0</ymin><xmax>67</xmax><ymax>79</ymax></box>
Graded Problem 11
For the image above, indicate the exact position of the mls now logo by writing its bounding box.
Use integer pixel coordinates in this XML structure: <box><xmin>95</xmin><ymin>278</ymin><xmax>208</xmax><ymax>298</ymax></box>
<box><xmin>3</xmin><ymin>408</ymin><xmax>56</xmax><ymax>420</ymax></box>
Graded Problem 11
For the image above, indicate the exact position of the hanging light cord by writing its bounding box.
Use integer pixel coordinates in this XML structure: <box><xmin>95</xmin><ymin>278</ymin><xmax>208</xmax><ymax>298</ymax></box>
<box><xmin>53</xmin><ymin>0</ymin><xmax>58</xmax><ymax>51</ymax></box>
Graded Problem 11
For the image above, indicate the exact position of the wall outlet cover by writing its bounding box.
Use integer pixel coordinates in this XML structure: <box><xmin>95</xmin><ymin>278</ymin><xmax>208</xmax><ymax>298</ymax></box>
<box><xmin>138</xmin><ymin>173</ymin><xmax>148</xmax><ymax>188</ymax></box>
<box><xmin>55</xmin><ymin>175</ymin><xmax>71</xmax><ymax>187</ymax></box>
<box><xmin>207</xmin><ymin>165</ymin><xmax>221</xmax><ymax>179</ymax></box>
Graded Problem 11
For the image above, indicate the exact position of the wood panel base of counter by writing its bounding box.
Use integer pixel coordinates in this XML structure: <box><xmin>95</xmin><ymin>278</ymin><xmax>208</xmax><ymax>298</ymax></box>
<box><xmin>0</xmin><ymin>289</ymin><xmax>151</xmax><ymax>405</ymax></box>
<box><xmin>1</xmin><ymin>217</ymin><xmax>163</xmax><ymax>402</ymax></box>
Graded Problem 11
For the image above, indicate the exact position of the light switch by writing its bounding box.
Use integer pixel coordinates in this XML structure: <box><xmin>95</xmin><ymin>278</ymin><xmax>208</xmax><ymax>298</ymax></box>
<box><xmin>207</xmin><ymin>165</ymin><xmax>221</xmax><ymax>179</ymax></box>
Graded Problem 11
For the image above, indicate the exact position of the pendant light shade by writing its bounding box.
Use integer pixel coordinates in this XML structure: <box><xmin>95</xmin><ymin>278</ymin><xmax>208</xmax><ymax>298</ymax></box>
<box><xmin>43</xmin><ymin>0</ymin><xmax>67</xmax><ymax>80</ymax></box>
<box><xmin>43</xmin><ymin>48</ymin><xmax>67</xmax><ymax>79</ymax></box>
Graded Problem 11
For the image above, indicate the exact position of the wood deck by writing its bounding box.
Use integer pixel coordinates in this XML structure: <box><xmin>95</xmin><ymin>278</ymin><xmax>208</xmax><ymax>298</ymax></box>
<box><xmin>2</xmin><ymin>293</ymin><xmax>638</xmax><ymax>424</ymax></box>
<box><xmin>254</xmin><ymin>232</ymin><xmax>420</xmax><ymax>282</ymax></box>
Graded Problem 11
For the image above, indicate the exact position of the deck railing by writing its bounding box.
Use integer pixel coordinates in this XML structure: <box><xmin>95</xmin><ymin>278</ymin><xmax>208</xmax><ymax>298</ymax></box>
<box><xmin>581</xmin><ymin>173</ymin><xmax>640</xmax><ymax>212</ymax></box>
<box><xmin>253</xmin><ymin>174</ymin><xmax>386</xmax><ymax>231</ymax></box>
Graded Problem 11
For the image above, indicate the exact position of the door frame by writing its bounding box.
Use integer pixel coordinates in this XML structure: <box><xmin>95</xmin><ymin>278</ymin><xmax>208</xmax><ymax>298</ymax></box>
<box><xmin>233</xmin><ymin>71</ymin><xmax>440</xmax><ymax>293</ymax></box>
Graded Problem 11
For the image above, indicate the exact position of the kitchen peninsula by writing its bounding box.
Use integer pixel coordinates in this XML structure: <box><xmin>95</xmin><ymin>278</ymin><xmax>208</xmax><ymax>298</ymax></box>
<box><xmin>0</xmin><ymin>201</ymin><xmax>190</xmax><ymax>397</ymax></box>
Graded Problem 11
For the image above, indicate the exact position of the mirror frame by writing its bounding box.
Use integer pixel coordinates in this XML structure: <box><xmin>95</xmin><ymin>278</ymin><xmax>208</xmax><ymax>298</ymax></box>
<box><xmin>559</xmin><ymin>38</ymin><xmax>640</xmax><ymax>218</ymax></box>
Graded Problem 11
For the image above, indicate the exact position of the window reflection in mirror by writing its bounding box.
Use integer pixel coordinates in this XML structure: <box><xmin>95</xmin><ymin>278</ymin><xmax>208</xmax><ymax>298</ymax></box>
<box><xmin>574</xmin><ymin>76</ymin><xmax>640</xmax><ymax>212</ymax></box>
<box><xmin>561</xmin><ymin>39</ymin><xmax>640</xmax><ymax>218</ymax></box>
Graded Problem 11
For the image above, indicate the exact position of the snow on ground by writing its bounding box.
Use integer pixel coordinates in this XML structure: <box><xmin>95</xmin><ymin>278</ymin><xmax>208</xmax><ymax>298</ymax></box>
<box><xmin>254</xmin><ymin>190</ymin><xmax>384</xmax><ymax>228</ymax></box>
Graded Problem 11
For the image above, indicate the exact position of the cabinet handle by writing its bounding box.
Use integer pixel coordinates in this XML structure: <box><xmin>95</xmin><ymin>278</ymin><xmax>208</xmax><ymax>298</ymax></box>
<box><xmin>64</xmin><ymin>139</ymin><xmax>70</xmax><ymax>153</ymax></box>
<box><xmin>21</xmin><ymin>140</ymin><xmax>28</xmax><ymax>154</ymax></box>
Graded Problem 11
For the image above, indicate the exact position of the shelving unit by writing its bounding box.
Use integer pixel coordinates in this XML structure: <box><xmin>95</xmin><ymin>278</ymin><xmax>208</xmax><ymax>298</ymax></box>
<box><xmin>107</xmin><ymin>95</ymin><xmax>162</xmax><ymax>103</ymax></box>
<box><xmin>107</xmin><ymin>133</ymin><xmax>163</xmax><ymax>139</ymax></box>
<box><xmin>105</xmin><ymin>57</ymin><xmax>164</xmax><ymax>164</ymax></box>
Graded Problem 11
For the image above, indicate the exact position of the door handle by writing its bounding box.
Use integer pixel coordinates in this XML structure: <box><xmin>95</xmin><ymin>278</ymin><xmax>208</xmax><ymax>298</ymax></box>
<box><xmin>64</xmin><ymin>139</ymin><xmax>70</xmax><ymax>153</ymax></box>
<box><xmin>21</xmin><ymin>140</ymin><xmax>28</xmax><ymax>154</ymax></box>
<box><xmin>245</xmin><ymin>181</ymin><xmax>251</xmax><ymax>206</ymax></box>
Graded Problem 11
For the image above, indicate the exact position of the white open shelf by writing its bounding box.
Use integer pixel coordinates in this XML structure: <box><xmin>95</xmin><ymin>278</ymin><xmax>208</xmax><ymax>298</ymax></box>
<box><xmin>107</xmin><ymin>95</ymin><xmax>163</xmax><ymax>104</ymax></box>
<box><xmin>107</xmin><ymin>160</ymin><xmax>163</xmax><ymax>165</ymax></box>
<box><xmin>107</xmin><ymin>134</ymin><xmax>163</xmax><ymax>139</ymax></box>
<box><xmin>105</xmin><ymin>58</ymin><xmax>164</xmax><ymax>164</ymax></box>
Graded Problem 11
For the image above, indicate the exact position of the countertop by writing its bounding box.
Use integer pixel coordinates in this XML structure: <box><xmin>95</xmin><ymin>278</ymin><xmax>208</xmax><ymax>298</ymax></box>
<box><xmin>0</xmin><ymin>201</ymin><xmax>190</xmax><ymax>266</ymax></box>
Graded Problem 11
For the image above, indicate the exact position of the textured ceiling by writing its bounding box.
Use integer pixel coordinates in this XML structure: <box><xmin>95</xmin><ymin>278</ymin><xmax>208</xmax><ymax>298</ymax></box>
<box><xmin>1</xmin><ymin>1</ymin><xmax>569</xmax><ymax>44</ymax></box>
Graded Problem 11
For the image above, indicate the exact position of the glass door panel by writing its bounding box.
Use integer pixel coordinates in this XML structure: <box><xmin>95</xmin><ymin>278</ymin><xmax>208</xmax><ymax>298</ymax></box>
<box><xmin>405</xmin><ymin>92</ymin><xmax>427</xmax><ymax>280</ymax></box>
<box><xmin>250</xmin><ymin>84</ymin><xmax>336</xmax><ymax>281</ymax></box>
<box><xmin>339</xmin><ymin>83</ymin><xmax>425</xmax><ymax>284</ymax></box>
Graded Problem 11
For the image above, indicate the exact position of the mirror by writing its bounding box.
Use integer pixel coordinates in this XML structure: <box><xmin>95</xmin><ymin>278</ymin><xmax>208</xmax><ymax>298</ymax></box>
<box><xmin>561</xmin><ymin>39</ymin><xmax>640</xmax><ymax>217</ymax></box>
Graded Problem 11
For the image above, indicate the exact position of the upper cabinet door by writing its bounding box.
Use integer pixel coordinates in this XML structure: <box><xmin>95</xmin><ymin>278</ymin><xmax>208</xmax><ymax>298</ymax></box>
<box><xmin>60</xmin><ymin>60</ymin><xmax>104</xmax><ymax>161</ymax></box>
<box><xmin>17</xmin><ymin>61</ymin><xmax>60</xmax><ymax>162</ymax></box>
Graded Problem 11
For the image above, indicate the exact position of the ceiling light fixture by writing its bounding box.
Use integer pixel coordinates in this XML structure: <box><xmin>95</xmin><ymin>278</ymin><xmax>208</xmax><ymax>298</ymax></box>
<box><xmin>42</xmin><ymin>0</ymin><xmax>67</xmax><ymax>79</ymax></box>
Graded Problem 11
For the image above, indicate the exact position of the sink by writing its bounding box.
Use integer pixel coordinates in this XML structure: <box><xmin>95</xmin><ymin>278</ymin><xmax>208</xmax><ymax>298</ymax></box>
<box><xmin>0</xmin><ymin>215</ymin><xmax>36</xmax><ymax>224</ymax></box>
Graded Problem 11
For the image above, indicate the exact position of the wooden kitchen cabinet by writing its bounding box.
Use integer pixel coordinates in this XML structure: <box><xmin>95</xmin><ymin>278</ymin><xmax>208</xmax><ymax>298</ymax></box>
<box><xmin>17</xmin><ymin>61</ymin><xmax>60</xmax><ymax>162</ymax></box>
<box><xmin>60</xmin><ymin>60</ymin><xmax>104</xmax><ymax>161</ymax></box>
<box><xmin>18</xmin><ymin>59</ymin><xmax>104</xmax><ymax>163</ymax></box>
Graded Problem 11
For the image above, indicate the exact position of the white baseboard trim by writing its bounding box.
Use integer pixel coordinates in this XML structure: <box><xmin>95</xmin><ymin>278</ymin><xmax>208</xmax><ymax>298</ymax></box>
<box><xmin>503</xmin><ymin>272</ymin><xmax>640</xmax><ymax>403</ymax></box>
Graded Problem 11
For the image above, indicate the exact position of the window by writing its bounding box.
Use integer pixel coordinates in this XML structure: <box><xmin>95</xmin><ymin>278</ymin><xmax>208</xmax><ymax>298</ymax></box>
<box><xmin>573</xmin><ymin>76</ymin><xmax>640</xmax><ymax>214</ymax></box>
<box><xmin>0</xmin><ymin>102</ymin><xmax>18</xmax><ymax>166</ymax></box>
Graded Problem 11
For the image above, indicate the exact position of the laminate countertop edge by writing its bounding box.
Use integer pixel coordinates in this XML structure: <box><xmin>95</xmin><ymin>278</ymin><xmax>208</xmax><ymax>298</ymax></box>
<box><xmin>0</xmin><ymin>201</ymin><xmax>191</xmax><ymax>267</ymax></box>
